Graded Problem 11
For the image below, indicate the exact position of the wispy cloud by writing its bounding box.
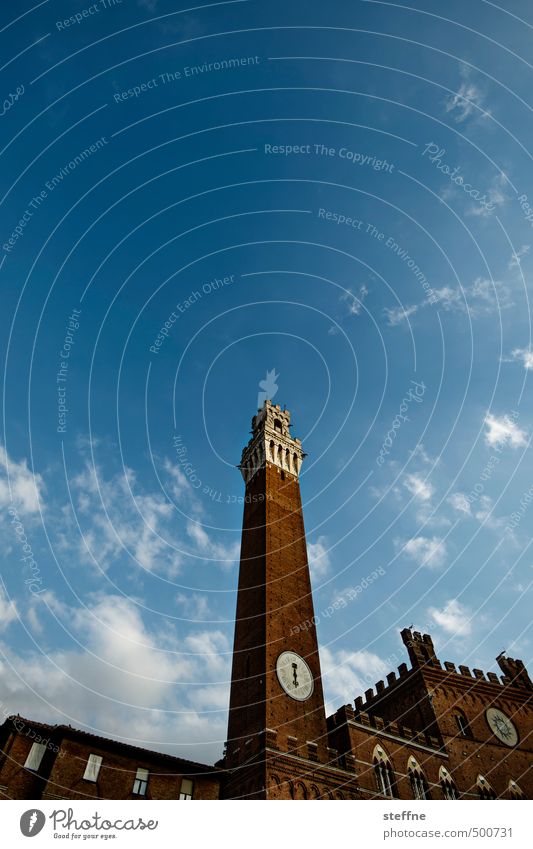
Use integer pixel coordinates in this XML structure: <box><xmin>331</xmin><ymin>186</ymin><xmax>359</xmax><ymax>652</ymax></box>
<box><xmin>341</xmin><ymin>284</ymin><xmax>369</xmax><ymax>316</ymax></box>
<box><xmin>0</xmin><ymin>586</ymin><xmax>18</xmax><ymax>632</ymax></box>
<box><xmin>444</xmin><ymin>65</ymin><xmax>491</xmax><ymax>124</ymax></box>
<box><xmin>307</xmin><ymin>535</ymin><xmax>332</xmax><ymax>581</ymax></box>
<box><xmin>385</xmin><ymin>276</ymin><xmax>514</xmax><ymax>326</ymax></box>
<box><xmin>508</xmin><ymin>347</ymin><xmax>533</xmax><ymax>370</ymax></box>
<box><xmin>403</xmin><ymin>473</ymin><xmax>434</xmax><ymax>502</ymax></box>
<box><xmin>448</xmin><ymin>492</ymin><xmax>472</xmax><ymax>515</ymax></box>
<box><xmin>397</xmin><ymin>535</ymin><xmax>447</xmax><ymax>569</ymax></box>
<box><xmin>508</xmin><ymin>244</ymin><xmax>530</xmax><ymax>270</ymax></box>
<box><xmin>0</xmin><ymin>444</ymin><xmax>44</xmax><ymax>515</ymax></box>
<box><xmin>384</xmin><ymin>304</ymin><xmax>419</xmax><ymax>326</ymax></box>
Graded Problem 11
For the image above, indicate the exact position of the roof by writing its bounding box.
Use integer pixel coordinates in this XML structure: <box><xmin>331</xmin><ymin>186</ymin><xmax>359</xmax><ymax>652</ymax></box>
<box><xmin>4</xmin><ymin>714</ymin><xmax>219</xmax><ymax>775</ymax></box>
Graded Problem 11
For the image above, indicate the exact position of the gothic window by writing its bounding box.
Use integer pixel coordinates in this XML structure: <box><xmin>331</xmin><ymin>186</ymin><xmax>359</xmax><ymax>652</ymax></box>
<box><xmin>408</xmin><ymin>757</ymin><xmax>430</xmax><ymax>800</ymax></box>
<box><xmin>293</xmin><ymin>452</ymin><xmax>298</xmax><ymax>472</ymax></box>
<box><xmin>439</xmin><ymin>766</ymin><xmax>458</xmax><ymax>800</ymax></box>
<box><xmin>274</xmin><ymin>419</ymin><xmax>282</xmax><ymax>433</ymax></box>
<box><xmin>373</xmin><ymin>746</ymin><xmax>397</xmax><ymax>798</ymax></box>
<box><xmin>285</xmin><ymin>448</ymin><xmax>290</xmax><ymax>468</ymax></box>
<box><xmin>477</xmin><ymin>775</ymin><xmax>496</xmax><ymax>799</ymax></box>
<box><xmin>508</xmin><ymin>780</ymin><xmax>525</xmax><ymax>799</ymax></box>
<box><xmin>455</xmin><ymin>710</ymin><xmax>472</xmax><ymax>738</ymax></box>
<box><xmin>269</xmin><ymin>440</ymin><xmax>274</xmax><ymax>461</ymax></box>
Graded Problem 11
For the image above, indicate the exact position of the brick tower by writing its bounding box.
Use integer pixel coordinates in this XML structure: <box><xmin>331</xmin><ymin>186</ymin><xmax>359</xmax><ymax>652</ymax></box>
<box><xmin>223</xmin><ymin>401</ymin><xmax>359</xmax><ymax>799</ymax></box>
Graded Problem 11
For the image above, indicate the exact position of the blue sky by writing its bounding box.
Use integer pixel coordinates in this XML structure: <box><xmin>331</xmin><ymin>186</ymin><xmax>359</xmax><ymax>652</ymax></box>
<box><xmin>0</xmin><ymin>0</ymin><xmax>532</xmax><ymax>763</ymax></box>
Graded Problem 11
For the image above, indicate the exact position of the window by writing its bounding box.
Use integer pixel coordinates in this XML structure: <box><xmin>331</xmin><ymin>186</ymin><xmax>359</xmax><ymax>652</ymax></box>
<box><xmin>179</xmin><ymin>778</ymin><xmax>194</xmax><ymax>800</ymax></box>
<box><xmin>455</xmin><ymin>712</ymin><xmax>472</xmax><ymax>738</ymax></box>
<box><xmin>83</xmin><ymin>754</ymin><xmax>103</xmax><ymax>782</ymax></box>
<box><xmin>410</xmin><ymin>772</ymin><xmax>430</xmax><ymax>799</ymax></box>
<box><xmin>373</xmin><ymin>746</ymin><xmax>396</xmax><ymax>798</ymax></box>
<box><xmin>274</xmin><ymin>419</ymin><xmax>282</xmax><ymax>433</ymax></box>
<box><xmin>133</xmin><ymin>768</ymin><xmax>149</xmax><ymax>796</ymax></box>
<box><xmin>408</xmin><ymin>757</ymin><xmax>430</xmax><ymax>800</ymax></box>
<box><xmin>24</xmin><ymin>742</ymin><xmax>46</xmax><ymax>772</ymax></box>
<box><xmin>439</xmin><ymin>767</ymin><xmax>458</xmax><ymax>800</ymax></box>
<box><xmin>509</xmin><ymin>780</ymin><xmax>524</xmax><ymax>799</ymax></box>
<box><xmin>477</xmin><ymin>775</ymin><xmax>496</xmax><ymax>800</ymax></box>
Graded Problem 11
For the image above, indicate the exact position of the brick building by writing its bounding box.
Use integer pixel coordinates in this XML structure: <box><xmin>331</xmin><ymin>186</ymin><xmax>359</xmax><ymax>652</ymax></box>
<box><xmin>0</xmin><ymin>717</ymin><xmax>220</xmax><ymax>800</ymax></box>
<box><xmin>1</xmin><ymin>400</ymin><xmax>531</xmax><ymax>799</ymax></box>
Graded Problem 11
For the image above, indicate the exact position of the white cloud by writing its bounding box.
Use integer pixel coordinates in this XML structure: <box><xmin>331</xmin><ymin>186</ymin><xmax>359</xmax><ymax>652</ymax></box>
<box><xmin>444</xmin><ymin>66</ymin><xmax>490</xmax><ymax>123</ymax></box>
<box><xmin>508</xmin><ymin>244</ymin><xmax>530</xmax><ymax>270</ymax></box>
<box><xmin>61</xmin><ymin>459</ymin><xmax>239</xmax><ymax>577</ymax></box>
<box><xmin>307</xmin><ymin>536</ymin><xmax>332</xmax><ymax>581</ymax></box>
<box><xmin>509</xmin><ymin>347</ymin><xmax>533</xmax><ymax>370</ymax></box>
<box><xmin>399</xmin><ymin>535</ymin><xmax>447</xmax><ymax>569</ymax></box>
<box><xmin>484</xmin><ymin>413</ymin><xmax>527</xmax><ymax>449</ymax></box>
<box><xmin>468</xmin><ymin>172</ymin><xmax>508</xmax><ymax>218</ymax></box>
<box><xmin>341</xmin><ymin>284</ymin><xmax>369</xmax><ymax>316</ymax></box>
<box><xmin>448</xmin><ymin>492</ymin><xmax>471</xmax><ymax>515</ymax></box>
<box><xmin>320</xmin><ymin>645</ymin><xmax>389</xmax><ymax>711</ymax></box>
<box><xmin>0</xmin><ymin>444</ymin><xmax>45</xmax><ymax>515</ymax></box>
<box><xmin>403</xmin><ymin>473</ymin><xmax>434</xmax><ymax>502</ymax></box>
<box><xmin>176</xmin><ymin>592</ymin><xmax>211</xmax><ymax>620</ymax></box>
<box><xmin>387</xmin><ymin>273</ymin><xmax>514</xmax><ymax>328</ymax></box>
<box><xmin>0</xmin><ymin>593</ymin><xmax>231</xmax><ymax>762</ymax></box>
<box><xmin>428</xmin><ymin>598</ymin><xmax>472</xmax><ymax>636</ymax></box>
<box><xmin>384</xmin><ymin>304</ymin><xmax>419</xmax><ymax>326</ymax></box>
<box><xmin>186</xmin><ymin>521</ymin><xmax>240</xmax><ymax>566</ymax></box>
<box><xmin>0</xmin><ymin>587</ymin><xmax>18</xmax><ymax>631</ymax></box>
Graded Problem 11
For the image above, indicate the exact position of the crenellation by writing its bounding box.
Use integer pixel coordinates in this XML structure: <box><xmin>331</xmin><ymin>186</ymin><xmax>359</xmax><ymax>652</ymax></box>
<box><xmin>459</xmin><ymin>665</ymin><xmax>472</xmax><ymax>677</ymax></box>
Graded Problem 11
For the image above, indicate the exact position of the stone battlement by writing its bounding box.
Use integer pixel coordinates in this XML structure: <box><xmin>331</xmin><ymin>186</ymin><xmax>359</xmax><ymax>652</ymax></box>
<box><xmin>328</xmin><ymin>704</ymin><xmax>443</xmax><ymax>752</ymax></box>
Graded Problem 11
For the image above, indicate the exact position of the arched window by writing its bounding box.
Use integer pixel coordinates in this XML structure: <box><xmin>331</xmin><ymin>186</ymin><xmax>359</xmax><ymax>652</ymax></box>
<box><xmin>373</xmin><ymin>746</ymin><xmax>397</xmax><ymax>798</ymax></box>
<box><xmin>274</xmin><ymin>419</ymin><xmax>282</xmax><ymax>433</ymax></box>
<box><xmin>439</xmin><ymin>766</ymin><xmax>458</xmax><ymax>800</ymax></box>
<box><xmin>408</xmin><ymin>757</ymin><xmax>430</xmax><ymax>800</ymax></box>
<box><xmin>455</xmin><ymin>710</ymin><xmax>472</xmax><ymax>738</ymax></box>
<box><xmin>477</xmin><ymin>775</ymin><xmax>496</xmax><ymax>799</ymax></box>
<box><xmin>508</xmin><ymin>780</ymin><xmax>525</xmax><ymax>799</ymax></box>
<box><xmin>269</xmin><ymin>440</ymin><xmax>274</xmax><ymax>461</ymax></box>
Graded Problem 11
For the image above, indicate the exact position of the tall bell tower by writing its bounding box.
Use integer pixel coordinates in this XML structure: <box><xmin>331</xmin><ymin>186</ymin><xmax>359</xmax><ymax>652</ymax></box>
<box><xmin>223</xmin><ymin>401</ymin><xmax>359</xmax><ymax>800</ymax></box>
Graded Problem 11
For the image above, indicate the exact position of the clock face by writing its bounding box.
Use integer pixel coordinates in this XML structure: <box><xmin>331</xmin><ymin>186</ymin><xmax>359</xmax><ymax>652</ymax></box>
<box><xmin>485</xmin><ymin>707</ymin><xmax>518</xmax><ymax>747</ymax></box>
<box><xmin>276</xmin><ymin>651</ymin><xmax>314</xmax><ymax>701</ymax></box>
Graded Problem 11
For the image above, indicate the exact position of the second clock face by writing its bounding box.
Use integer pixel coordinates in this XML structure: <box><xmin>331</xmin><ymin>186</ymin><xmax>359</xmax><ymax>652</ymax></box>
<box><xmin>276</xmin><ymin>651</ymin><xmax>314</xmax><ymax>701</ymax></box>
<box><xmin>485</xmin><ymin>707</ymin><xmax>518</xmax><ymax>746</ymax></box>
